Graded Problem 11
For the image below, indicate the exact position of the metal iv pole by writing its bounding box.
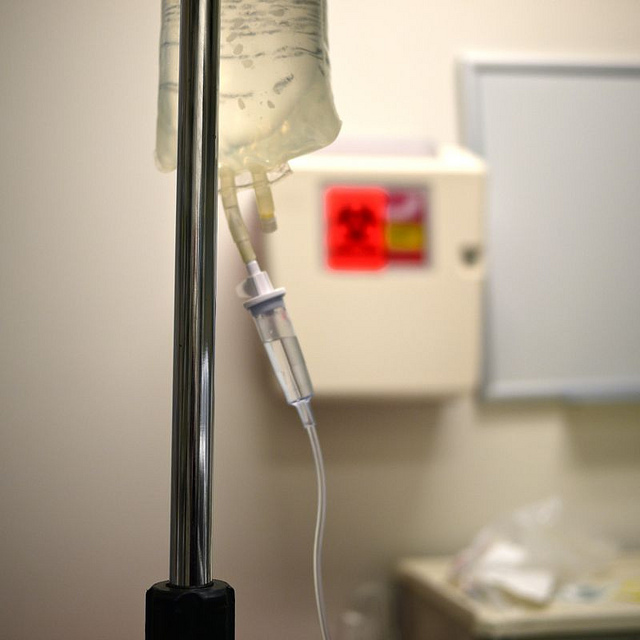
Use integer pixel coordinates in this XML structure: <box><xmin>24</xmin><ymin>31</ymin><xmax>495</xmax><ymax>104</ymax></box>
<box><xmin>145</xmin><ymin>0</ymin><xmax>234</xmax><ymax>637</ymax></box>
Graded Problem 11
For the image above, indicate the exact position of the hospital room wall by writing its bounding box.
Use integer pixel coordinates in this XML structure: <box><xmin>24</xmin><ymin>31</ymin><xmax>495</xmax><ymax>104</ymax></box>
<box><xmin>0</xmin><ymin>1</ymin><xmax>639</xmax><ymax>640</ymax></box>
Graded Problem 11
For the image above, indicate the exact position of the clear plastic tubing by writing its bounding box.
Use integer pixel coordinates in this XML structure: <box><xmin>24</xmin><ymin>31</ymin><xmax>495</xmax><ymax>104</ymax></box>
<box><xmin>156</xmin><ymin>0</ymin><xmax>341</xmax><ymax>229</ymax></box>
<box><xmin>241</xmin><ymin>268</ymin><xmax>332</xmax><ymax>640</ymax></box>
<box><xmin>305</xmin><ymin>415</ymin><xmax>331</xmax><ymax>640</ymax></box>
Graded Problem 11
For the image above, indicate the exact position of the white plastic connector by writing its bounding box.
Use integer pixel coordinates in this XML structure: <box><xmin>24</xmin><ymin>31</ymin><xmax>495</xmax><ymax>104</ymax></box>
<box><xmin>238</xmin><ymin>260</ymin><xmax>286</xmax><ymax>309</ymax></box>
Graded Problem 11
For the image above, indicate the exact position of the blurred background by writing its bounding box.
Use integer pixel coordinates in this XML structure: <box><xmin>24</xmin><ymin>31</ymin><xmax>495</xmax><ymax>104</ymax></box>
<box><xmin>1</xmin><ymin>1</ymin><xmax>640</xmax><ymax>639</ymax></box>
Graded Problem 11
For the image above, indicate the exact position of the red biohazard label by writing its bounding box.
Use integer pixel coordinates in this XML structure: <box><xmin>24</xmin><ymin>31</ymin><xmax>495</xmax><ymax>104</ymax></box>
<box><xmin>325</xmin><ymin>185</ymin><xmax>428</xmax><ymax>271</ymax></box>
<box><xmin>325</xmin><ymin>186</ymin><xmax>388</xmax><ymax>271</ymax></box>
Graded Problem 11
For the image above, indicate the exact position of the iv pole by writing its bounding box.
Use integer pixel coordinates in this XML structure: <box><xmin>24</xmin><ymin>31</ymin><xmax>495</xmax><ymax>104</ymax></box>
<box><xmin>146</xmin><ymin>0</ymin><xmax>234</xmax><ymax>637</ymax></box>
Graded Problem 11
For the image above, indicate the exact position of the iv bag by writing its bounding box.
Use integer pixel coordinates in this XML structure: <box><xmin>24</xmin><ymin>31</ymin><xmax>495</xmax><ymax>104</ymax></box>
<box><xmin>155</xmin><ymin>0</ymin><xmax>341</xmax><ymax>186</ymax></box>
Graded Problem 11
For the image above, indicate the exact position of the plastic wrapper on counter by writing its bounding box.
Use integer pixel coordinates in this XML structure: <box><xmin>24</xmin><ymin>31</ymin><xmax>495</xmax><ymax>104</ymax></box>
<box><xmin>450</xmin><ymin>498</ymin><xmax>618</xmax><ymax>607</ymax></box>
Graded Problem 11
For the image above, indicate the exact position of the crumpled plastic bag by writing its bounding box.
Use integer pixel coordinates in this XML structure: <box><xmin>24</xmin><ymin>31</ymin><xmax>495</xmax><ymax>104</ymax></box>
<box><xmin>450</xmin><ymin>498</ymin><xmax>617</xmax><ymax>607</ymax></box>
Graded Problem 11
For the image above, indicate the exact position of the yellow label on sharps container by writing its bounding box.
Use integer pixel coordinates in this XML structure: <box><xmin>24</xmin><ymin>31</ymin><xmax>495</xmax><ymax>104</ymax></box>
<box><xmin>386</xmin><ymin>223</ymin><xmax>424</xmax><ymax>252</ymax></box>
<box><xmin>617</xmin><ymin>579</ymin><xmax>640</xmax><ymax>603</ymax></box>
<box><xmin>385</xmin><ymin>188</ymin><xmax>428</xmax><ymax>265</ymax></box>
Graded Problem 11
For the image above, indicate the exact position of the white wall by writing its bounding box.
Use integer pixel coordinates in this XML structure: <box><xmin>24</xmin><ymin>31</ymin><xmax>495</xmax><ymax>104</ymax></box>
<box><xmin>1</xmin><ymin>1</ymin><xmax>639</xmax><ymax>639</ymax></box>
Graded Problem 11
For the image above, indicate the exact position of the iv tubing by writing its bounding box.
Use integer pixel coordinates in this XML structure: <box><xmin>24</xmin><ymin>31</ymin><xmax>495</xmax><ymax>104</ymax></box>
<box><xmin>219</xmin><ymin>170</ymin><xmax>256</xmax><ymax>264</ymax></box>
<box><xmin>301</xmin><ymin>404</ymin><xmax>332</xmax><ymax>640</ymax></box>
<box><xmin>224</xmin><ymin>169</ymin><xmax>330</xmax><ymax>640</ymax></box>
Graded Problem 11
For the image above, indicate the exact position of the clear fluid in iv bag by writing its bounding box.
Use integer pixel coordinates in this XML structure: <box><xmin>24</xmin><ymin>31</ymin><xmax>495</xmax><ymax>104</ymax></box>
<box><xmin>156</xmin><ymin>0</ymin><xmax>180</xmax><ymax>172</ymax></box>
<box><xmin>156</xmin><ymin>0</ymin><xmax>341</xmax><ymax>184</ymax></box>
<box><xmin>219</xmin><ymin>0</ymin><xmax>341</xmax><ymax>178</ymax></box>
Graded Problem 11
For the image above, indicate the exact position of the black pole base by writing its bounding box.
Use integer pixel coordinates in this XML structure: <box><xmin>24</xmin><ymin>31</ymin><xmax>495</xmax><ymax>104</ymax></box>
<box><xmin>146</xmin><ymin>580</ymin><xmax>235</xmax><ymax>640</ymax></box>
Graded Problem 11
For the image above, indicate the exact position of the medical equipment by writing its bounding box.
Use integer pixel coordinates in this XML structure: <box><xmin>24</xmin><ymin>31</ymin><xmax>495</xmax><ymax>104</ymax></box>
<box><xmin>148</xmin><ymin>1</ymin><xmax>340</xmax><ymax>639</ymax></box>
<box><xmin>146</xmin><ymin>2</ymin><xmax>234</xmax><ymax>639</ymax></box>
<box><xmin>157</xmin><ymin>0</ymin><xmax>341</xmax><ymax>230</ymax></box>
<box><xmin>223</xmin><ymin>144</ymin><xmax>333</xmax><ymax>640</ymax></box>
<box><xmin>235</xmin><ymin>255</ymin><xmax>331</xmax><ymax>638</ymax></box>
<box><xmin>263</xmin><ymin>146</ymin><xmax>486</xmax><ymax>397</ymax></box>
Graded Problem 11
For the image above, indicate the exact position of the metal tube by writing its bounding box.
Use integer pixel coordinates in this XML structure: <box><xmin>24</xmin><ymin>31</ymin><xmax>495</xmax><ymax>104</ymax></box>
<box><xmin>169</xmin><ymin>0</ymin><xmax>220</xmax><ymax>588</ymax></box>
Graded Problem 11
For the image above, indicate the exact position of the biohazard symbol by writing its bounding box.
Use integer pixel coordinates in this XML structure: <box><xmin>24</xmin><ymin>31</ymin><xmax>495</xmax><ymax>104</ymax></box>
<box><xmin>337</xmin><ymin>205</ymin><xmax>377</xmax><ymax>246</ymax></box>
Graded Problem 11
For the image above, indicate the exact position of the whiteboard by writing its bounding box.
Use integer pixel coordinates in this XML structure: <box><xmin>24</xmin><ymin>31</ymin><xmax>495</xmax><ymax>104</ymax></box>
<box><xmin>458</xmin><ymin>56</ymin><xmax>640</xmax><ymax>401</ymax></box>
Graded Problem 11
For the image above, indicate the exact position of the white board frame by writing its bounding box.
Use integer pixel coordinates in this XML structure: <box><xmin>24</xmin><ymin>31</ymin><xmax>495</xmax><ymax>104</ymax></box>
<box><xmin>458</xmin><ymin>54</ymin><xmax>640</xmax><ymax>402</ymax></box>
